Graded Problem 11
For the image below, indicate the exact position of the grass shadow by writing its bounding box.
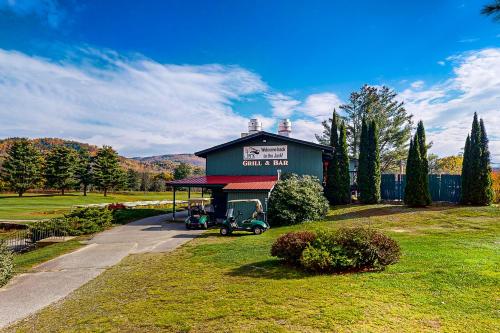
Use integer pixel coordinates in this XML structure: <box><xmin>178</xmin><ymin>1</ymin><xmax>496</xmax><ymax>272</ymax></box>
<box><xmin>227</xmin><ymin>259</ymin><xmax>311</xmax><ymax>280</ymax></box>
<box><xmin>0</xmin><ymin>193</ymin><xmax>80</xmax><ymax>199</ymax></box>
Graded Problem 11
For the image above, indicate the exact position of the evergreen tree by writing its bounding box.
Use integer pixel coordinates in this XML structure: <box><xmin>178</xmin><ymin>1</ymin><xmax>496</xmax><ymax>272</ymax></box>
<box><xmin>45</xmin><ymin>145</ymin><xmax>78</xmax><ymax>195</ymax></box>
<box><xmin>416</xmin><ymin>121</ymin><xmax>432</xmax><ymax>205</ymax></box>
<box><xmin>75</xmin><ymin>148</ymin><xmax>93</xmax><ymax>196</ymax></box>
<box><xmin>174</xmin><ymin>162</ymin><xmax>192</xmax><ymax>180</ymax></box>
<box><xmin>357</xmin><ymin>117</ymin><xmax>370</xmax><ymax>203</ymax></box>
<box><xmin>93</xmin><ymin>146</ymin><xmax>122</xmax><ymax>196</ymax></box>
<box><xmin>337</xmin><ymin>121</ymin><xmax>351</xmax><ymax>204</ymax></box>
<box><xmin>477</xmin><ymin>119</ymin><xmax>494</xmax><ymax>205</ymax></box>
<box><xmin>1</xmin><ymin>139</ymin><xmax>44</xmax><ymax>197</ymax></box>
<box><xmin>469</xmin><ymin>113</ymin><xmax>482</xmax><ymax>203</ymax></box>
<box><xmin>126</xmin><ymin>169</ymin><xmax>141</xmax><ymax>191</ymax></box>
<box><xmin>365</xmin><ymin>120</ymin><xmax>381</xmax><ymax>203</ymax></box>
<box><xmin>324</xmin><ymin>110</ymin><xmax>339</xmax><ymax>204</ymax></box>
<box><xmin>460</xmin><ymin>135</ymin><xmax>471</xmax><ymax>204</ymax></box>
<box><xmin>404</xmin><ymin>138</ymin><xmax>423</xmax><ymax>206</ymax></box>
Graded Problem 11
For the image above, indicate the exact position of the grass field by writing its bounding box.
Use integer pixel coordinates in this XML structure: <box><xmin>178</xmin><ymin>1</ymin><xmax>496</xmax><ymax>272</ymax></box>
<box><xmin>5</xmin><ymin>204</ymin><xmax>499</xmax><ymax>332</ymax></box>
<box><xmin>0</xmin><ymin>191</ymin><xmax>194</xmax><ymax>220</ymax></box>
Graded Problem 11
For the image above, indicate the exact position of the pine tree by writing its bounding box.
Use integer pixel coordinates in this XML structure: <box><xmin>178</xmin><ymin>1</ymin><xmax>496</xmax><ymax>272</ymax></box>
<box><xmin>337</xmin><ymin>121</ymin><xmax>351</xmax><ymax>204</ymax></box>
<box><xmin>76</xmin><ymin>148</ymin><xmax>93</xmax><ymax>196</ymax></box>
<box><xmin>45</xmin><ymin>145</ymin><xmax>78</xmax><ymax>195</ymax></box>
<box><xmin>1</xmin><ymin>139</ymin><xmax>44</xmax><ymax>197</ymax></box>
<box><xmin>366</xmin><ymin>120</ymin><xmax>381</xmax><ymax>203</ymax></box>
<box><xmin>416</xmin><ymin>121</ymin><xmax>432</xmax><ymax>205</ymax></box>
<box><xmin>93</xmin><ymin>146</ymin><xmax>122</xmax><ymax>196</ymax></box>
<box><xmin>460</xmin><ymin>135</ymin><xmax>471</xmax><ymax>204</ymax></box>
<box><xmin>325</xmin><ymin>110</ymin><xmax>340</xmax><ymax>204</ymax></box>
<box><xmin>357</xmin><ymin>117</ymin><xmax>370</xmax><ymax>203</ymax></box>
<box><xmin>126</xmin><ymin>169</ymin><xmax>141</xmax><ymax>191</ymax></box>
<box><xmin>404</xmin><ymin>136</ymin><xmax>424</xmax><ymax>206</ymax></box>
<box><xmin>477</xmin><ymin>119</ymin><xmax>494</xmax><ymax>205</ymax></box>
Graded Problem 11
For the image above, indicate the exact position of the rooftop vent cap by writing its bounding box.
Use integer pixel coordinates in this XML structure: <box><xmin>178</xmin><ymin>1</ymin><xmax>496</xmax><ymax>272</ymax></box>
<box><xmin>248</xmin><ymin>118</ymin><xmax>262</xmax><ymax>134</ymax></box>
<box><xmin>278</xmin><ymin>119</ymin><xmax>292</xmax><ymax>137</ymax></box>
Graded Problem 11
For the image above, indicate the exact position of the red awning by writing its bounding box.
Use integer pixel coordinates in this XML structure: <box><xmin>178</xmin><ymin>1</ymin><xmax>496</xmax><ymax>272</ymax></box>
<box><xmin>168</xmin><ymin>175</ymin><xmax>278</xmax><ymax>187</ymax></box>
<box><xmin>223</xmin><ymin>181</ymin><xmax>276</xmax><ymax>191</ymax></box>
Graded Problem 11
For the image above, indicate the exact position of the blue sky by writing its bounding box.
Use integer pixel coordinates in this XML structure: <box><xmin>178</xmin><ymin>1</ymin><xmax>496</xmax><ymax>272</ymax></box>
<box><xmin>0</xmin><ymin>0</ymin><xmax>499</xmax><ymax>161</ymax></box>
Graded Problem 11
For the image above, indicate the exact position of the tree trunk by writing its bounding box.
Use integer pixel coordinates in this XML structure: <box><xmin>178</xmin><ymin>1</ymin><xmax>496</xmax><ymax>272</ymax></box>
<box><xmin>83</xmin><ymin>185</ymin><xmax>87</xmax><ymax>196</ymax></box>
<box><xmin>62</xmin><ymin>188</ymin><xmax>65</xmax><ymax>196</ymax></box>
<box><xmin>18</xmin><ymin>192</ymin><xmax>23</xmax><ymax>197</ymax></box>
<box><xmin>104</xmin><ymin>188</ymin><xmax>107</xmax><ymax>197</ymax></box>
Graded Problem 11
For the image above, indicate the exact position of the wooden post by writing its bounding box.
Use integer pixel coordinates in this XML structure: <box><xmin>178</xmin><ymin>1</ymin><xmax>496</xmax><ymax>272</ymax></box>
<box><xmin>188</xmin><ymin>187</ymin><xmax>191</xmax><ymax>199</ymax></box>
<box><xmin>172</xmin><ymin>187</ymin><xmax>176</xmax><ymax>221</ymax></box>
<box><xmin>201</xmin><ymin>188</ymin><xmax>204</xmax><ymax>198</ymax></box>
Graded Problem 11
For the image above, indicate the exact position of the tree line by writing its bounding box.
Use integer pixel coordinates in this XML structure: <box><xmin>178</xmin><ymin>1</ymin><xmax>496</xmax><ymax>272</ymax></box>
<box><xmin>322</xmin><ymin>86</ymin><xmax>494</xmax><ymax>207</ymax></box>
<box><xmin>0</xmin><ymin>140</ymin><xmax>201</xmax><ymax>196</ymax></box>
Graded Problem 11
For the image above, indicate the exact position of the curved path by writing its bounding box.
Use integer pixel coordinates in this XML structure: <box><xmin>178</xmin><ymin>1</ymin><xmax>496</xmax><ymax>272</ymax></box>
<box><xmin>0</xmin><ymin>211</ymin><xmax>203</xmax><ymax>328</ymax></box>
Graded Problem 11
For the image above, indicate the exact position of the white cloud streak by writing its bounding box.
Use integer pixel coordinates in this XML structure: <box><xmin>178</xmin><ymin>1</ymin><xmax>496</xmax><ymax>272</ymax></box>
<box><xmin>0</xmin><ymin>48</ymin><xmax>267</xmax><ymax>156</ymax></box>
<box><xmin>0</xmin><ymin>0</ymin><xmax>64</xmax><ymax>27</ymax></box>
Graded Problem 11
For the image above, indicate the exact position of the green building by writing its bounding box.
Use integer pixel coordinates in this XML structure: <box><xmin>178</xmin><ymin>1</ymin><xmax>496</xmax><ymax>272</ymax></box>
<box><xmin>169</xmin><ymin>119</ymin><xmax>333</xmax><ymax>219</ymax></box>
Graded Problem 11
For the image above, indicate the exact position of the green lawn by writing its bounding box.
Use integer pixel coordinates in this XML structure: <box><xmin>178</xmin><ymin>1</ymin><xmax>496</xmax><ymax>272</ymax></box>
<box><xmin>0</xmin><ymin>191</ymin><xmax>194</xmax><ymax>220</ymax></box>
<box><xmin>4</xmin><ymin>204</ymin><xmax>500</xmax><ymax>332</ymax></box>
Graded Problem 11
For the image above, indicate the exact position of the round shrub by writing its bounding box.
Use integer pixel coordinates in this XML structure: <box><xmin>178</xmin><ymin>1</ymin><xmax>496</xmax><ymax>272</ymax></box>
<box><xmin>300</xmin><ymin>245</ymin><xmax>334</xmax><ymax>272</ymax></box>
<box><xmin>0</xmin><ymin>240</ymin><xmax>14</xmax><ymax>287</ymax></box>
<box><xmin>267</xmin><ymin>174</ymin><xmax>329</xmax><ymax>226</ymax></box>
<box><xmin>271</xmin><ymin>231</ymin><xmax>316</xmax><ymax>264</ymax></box>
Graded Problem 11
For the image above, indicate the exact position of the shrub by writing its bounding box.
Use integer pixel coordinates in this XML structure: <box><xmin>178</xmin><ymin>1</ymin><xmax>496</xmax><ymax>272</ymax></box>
<box><xmin>0</xmin><ymin>240</ymin><xmax>14</xmax><ymax>287</ymax></box>
<box><xmin>267</xmin><ymin>174</ymin><xmax>329</xmax><ymax>226</ymax></box>
<box><xmin>271</xmin><ymin>231</ymin><xmax>316</xmax><ymax>264</ymax></box>
<box><xmin>271</xmin><ymin>227</ymin><xmax>401</xmax><ymax>274</ymax></box>
<box><xmin>492</xmin><ymin>171</ymin><xmax>500</xmax><ymax>203</ymax></box>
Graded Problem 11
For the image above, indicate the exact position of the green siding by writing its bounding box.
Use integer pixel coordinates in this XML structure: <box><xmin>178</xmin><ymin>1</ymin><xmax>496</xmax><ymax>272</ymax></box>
<box><xmin>206</xmin><ymin>137</ymin><xmax>324</xmax><ymax>181</ymax></box>
<box><xmin>226</xmin><ymin>191</ymin><xmax>270</xmax><ymax>223</ymax></box>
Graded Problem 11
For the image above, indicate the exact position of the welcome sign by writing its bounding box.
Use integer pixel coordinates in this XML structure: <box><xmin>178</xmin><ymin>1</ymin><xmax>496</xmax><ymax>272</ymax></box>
<box><xmin>243</xmin><ymin>145</ymin><xmax>287</xmax><ymax>160</ymax></box>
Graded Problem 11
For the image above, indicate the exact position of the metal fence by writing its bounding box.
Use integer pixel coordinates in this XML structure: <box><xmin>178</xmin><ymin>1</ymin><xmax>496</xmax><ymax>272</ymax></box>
<box><xmin>380</xmin><ymin>174</ymin><xmax>461</xmax><ymax>202</ymax></box>
<box><xmin>3</xmin><ymin>224</ymin><xmax>67</xmax><ymax>253</ymax></box>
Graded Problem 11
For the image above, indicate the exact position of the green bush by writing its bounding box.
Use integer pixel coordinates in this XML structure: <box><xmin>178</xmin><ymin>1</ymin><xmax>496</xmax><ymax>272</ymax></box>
<box><xmin>0</xmin><ymin>240</ymin><xmax>14</xmax><ymax>287</ymax></box>
<box><xmin>267</xmin><ymin>174</ymin><xmax>329</xmax><ymax>226</ymax></box>
<box><xmin>29</xmin><ymin>207</ymin><xmax>113</xmax><ymax>239</ymax></box>
<box><xmin>271</xmin><ymin>227</ymin><xmax>401</xmax><ymax>273</ymax></box>
<box><xmin>270</xmin><ymin>231</ymin><xmax>316</xmax><ymax>264</ymax></box>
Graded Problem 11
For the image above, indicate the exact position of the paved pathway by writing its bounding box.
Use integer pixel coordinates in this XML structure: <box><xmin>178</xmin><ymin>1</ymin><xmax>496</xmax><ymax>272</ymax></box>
<box><xmin>0</xmin><ymin>211</ymin><xmax>202</xmax><ymax>329</ymax></box>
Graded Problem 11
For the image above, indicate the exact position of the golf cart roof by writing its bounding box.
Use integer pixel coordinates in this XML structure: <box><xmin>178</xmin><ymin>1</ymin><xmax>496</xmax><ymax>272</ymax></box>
<box><xmin>227</xmin><ymin>199</ymin><xmax>262</xmax><ymax>204</ymax></box>
<box><xmin>187</xmin><ymin>198</ymin><xmax>211</xmax><ymax>203</ymax></box>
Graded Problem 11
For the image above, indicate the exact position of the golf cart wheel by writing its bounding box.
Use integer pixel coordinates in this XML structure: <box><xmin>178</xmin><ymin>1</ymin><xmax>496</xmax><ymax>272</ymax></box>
<box><xmin>220</xmin><ymin>226</ymin><xmax>231</xmax><ymax>236</ymax></box>
<box><xmin>253</xmin><ymin>226</ymin><xmax>264</xmax><ymax>235</ymax></box>
<box><xmin>202</xmin><ymin>223</ymin><xmax>208</xmax><ymax>230</ymax></box>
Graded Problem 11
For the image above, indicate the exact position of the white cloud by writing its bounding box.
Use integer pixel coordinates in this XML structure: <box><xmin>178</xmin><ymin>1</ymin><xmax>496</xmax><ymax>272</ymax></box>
<box><xmin>0</xmin><ymin>48</ymin><xmax>268</xmax><ymax>156</ymax></box>
<box><xmin>437</xmin><ymin>60</ymin><xmax>446</xmax><ymax>66</ymax></box>
<box><xmin>266</xmin><ymin>93</ymin><xmax>300</xmax><ymax>118</ymax></box>
<box><xmin>300</xmin><ymin>92</ymin><xmax>342</xmax><ymax>120</ymax></box>
<box><xmin>401</xmin><ymin>48</ymin><xmax>500</xmax><ymax>162</ymax></box>
<box><xmin>410</xmin><ymin>80</ymin><xmax>424</xmax><ymax>89</ymax></box>
<box><xmin>0</xmin><ymin>0</ymin><xmax>64</xmax><ymax>27</ymax></box>
<box><xmin>290</xmin><ymin>119</ymin><xmax>324</xmax><ymax>143</ymax></box>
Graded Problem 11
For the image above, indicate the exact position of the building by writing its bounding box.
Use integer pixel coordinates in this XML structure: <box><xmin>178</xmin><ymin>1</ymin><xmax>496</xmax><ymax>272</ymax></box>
<box><xmin>168</xmin><ymin>119</ymin><xmax>334</xmax><ymax>220</ymax></box>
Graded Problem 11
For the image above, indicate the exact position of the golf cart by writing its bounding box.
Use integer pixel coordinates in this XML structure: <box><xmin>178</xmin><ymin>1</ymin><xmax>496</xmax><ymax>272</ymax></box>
<box><xmin>220</xmin><ymin>199</ymin><xmax>269</xmax><ymax>236</ymax></box>
<box><xmin>185</xmin><ymin>198</ymin><xmax>215</xmax><ymax>229</ymax></box>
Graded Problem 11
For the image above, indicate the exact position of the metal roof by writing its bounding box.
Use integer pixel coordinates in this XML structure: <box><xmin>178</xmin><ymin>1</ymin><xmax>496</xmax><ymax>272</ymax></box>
<box><xmin>168</xmin><ymin>175</ymin><xmax>278</xmax><ymax>187</ymax></box>
<box><xmin>195</xmin><ymin>131</ymin><xmax>333</xmax><ymax>158</ymax></box>
<box><xmin>223</xmin><ymin>180</ymin><xmax>277</xmax><ymax>191</ymax></box>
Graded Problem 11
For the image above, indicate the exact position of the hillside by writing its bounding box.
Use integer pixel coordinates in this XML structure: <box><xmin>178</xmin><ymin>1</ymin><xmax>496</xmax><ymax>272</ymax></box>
<box><xmin>0</xmin><ymin>138</ymin><xmax>204</xmax><ymax>174</ymax></box>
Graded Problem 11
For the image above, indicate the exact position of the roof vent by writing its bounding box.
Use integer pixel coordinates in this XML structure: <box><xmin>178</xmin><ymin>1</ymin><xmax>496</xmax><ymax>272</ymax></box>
<box><xmin>248</xmin><ymin>118</ymin><xmax>262</xmax><ymax>134</ymax></box>
<box><xmin>278</xmin><ymin>119</ymin><xmax>292</xmax><ymax>137</ymax></box>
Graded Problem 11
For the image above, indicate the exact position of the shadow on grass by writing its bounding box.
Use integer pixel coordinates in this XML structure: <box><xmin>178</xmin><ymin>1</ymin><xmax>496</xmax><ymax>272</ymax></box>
<box><xmin>327</xmin><ymin>203</ymin><xmax>459</xmax><ymax>221</ymax></box>
<box><xmin>0</xmin><ymin>193</ymin><xmax>80</xmax><ymax>199</ymax></box>
<box><xmin>227</xmin><ymin>259</ymin><xmax>311</xmax><ymax>280</ymax></box>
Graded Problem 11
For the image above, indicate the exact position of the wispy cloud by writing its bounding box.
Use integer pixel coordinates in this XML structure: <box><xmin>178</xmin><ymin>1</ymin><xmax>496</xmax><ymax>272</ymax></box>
<box><xmin>0</xmin><ymin>47</ymin><xmax>267</xmax><ymax>156</ymax></box>
<box><xmin>0</xmin><ymin>0</ymin><xmax>65</xmax><ymax>27</ymax></box>
<box><xmin>266</xmin><ymin>93</ymin><xmax>300</xmax><ymax>117</ymax></box>
<box><xmin>401</xmin><ymin>48</ymin><xmax>500</xmax><ymax>162</ymax></box>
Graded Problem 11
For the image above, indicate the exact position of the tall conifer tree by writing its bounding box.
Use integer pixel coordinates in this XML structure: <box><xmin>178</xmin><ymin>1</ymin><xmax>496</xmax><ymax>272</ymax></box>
<box><xmin>461</xmin><ymin>135</ymin><xmax>471</xmax><ymax>204</ymax></box>
<box><xmin>366</xmin><ymin>120</ymin><xmax>381</xmax><ymax>203</ymax></box>
<box><xmin>45</xmin><ymin>145</ymin><xmax>78</xmax><ymax>195</ymax></box>
<box><xmin>357</xmin><ymin>117</ymin><xmax>369</xmax><ymax>203</ymax></box>
<box><xmin>469</xmin><ymin>113</ymin><xmax>482</xmax><ymax>203</ymax></box>
<box><xmin>76</xmin><ymin>148</ymin><xmax>93</xmax><ymax>196</ymax></box>
<box><xmin>416</xmin><ymin>121</ymin><xmax>432</xmax><ymax>205</ymax></box>
<box><xmin>478</xmin><ymin>119</ymin><xmax>494</xmax><ymax>205</ymax></box>
<box><xmin>93</xmin><ymin>146</ymin><xmax>122</xmax><ymax>196</ymax></box>
<box><xmin>337</xmin><ymin>121</ymin><xmax>351</xmax><ymax>204</ymax></box>
<box><xmin>325</xmin><ymin>110</ymin><xmax>339</xmax><ymax>204</ymax></box>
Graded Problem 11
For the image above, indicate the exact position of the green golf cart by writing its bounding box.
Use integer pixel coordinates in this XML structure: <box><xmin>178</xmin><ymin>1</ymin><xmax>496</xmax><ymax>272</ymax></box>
<box><xmin>220</xmin><ymin>199</ymin><xmax>269</xmax><ymax>236</ymax></box>
<box><xmin>185</xmin><ymin>198</ymin><xmax>215</xmax><ymax>229</ymax></box>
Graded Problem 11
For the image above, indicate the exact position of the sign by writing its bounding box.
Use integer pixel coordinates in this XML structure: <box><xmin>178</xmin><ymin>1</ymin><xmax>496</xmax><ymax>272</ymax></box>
<box><xmin>243</xmin><ymin>145</ymin><xmax>287</xmax><ymax>160</ymax></box>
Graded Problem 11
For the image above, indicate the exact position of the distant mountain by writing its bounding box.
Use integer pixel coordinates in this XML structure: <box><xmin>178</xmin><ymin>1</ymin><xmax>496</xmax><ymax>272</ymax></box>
<box><xmin>0</xmin><ymin>138</ymin><xmax>205</xmax><ymax>174</ymax></box>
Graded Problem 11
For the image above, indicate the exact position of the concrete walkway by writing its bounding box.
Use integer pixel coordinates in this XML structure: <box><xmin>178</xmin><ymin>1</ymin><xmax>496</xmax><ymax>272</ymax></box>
<box><xmin>0</xmin><ymin>211</ymin><xmax>202</xmax><ymax>329</ymax></box>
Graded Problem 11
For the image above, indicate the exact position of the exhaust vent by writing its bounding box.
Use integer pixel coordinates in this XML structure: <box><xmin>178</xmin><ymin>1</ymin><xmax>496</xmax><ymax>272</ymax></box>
<box><xmin>278</xmin><ymin>119</ymin><xmax>292</xmax><ymax>137</ymax></box>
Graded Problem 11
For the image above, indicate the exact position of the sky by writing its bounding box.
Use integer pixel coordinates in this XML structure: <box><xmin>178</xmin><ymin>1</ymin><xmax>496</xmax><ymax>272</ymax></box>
<box><xmin>0</xmin><ymin>0</ymin><xmax>499</xmax><ymax>163</ymax></box>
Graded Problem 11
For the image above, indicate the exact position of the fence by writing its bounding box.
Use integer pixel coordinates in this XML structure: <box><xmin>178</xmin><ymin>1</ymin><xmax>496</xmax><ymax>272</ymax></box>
<box><xmin>380</xmin><ymin>174</ymin><xmax>461</xmax><ymax>202</ymax></box>
<box><xmin>2</xmin><ymin>224</ymin><xmax>67</xmax><ymax>253</ymax></box>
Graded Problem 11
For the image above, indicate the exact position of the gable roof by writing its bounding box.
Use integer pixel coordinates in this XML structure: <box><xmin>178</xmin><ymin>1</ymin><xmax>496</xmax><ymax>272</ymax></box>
<box><xmin>195</xmin><ymin>131</ymin><xmax>333</xmax><ymax>158</ymax></box>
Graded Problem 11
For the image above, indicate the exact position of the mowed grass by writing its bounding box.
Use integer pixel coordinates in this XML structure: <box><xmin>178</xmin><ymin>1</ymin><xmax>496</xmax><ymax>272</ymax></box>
<box><xmin>5</xmin><ymin>204</ymin><xmax>500</xmax><ymax>332</ymax></box>
<box><xmin>0</xmin><ymin>191</ymin><xmax>194</xmax><ymax>220</ymax></box>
